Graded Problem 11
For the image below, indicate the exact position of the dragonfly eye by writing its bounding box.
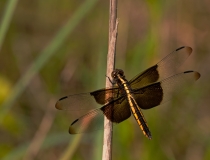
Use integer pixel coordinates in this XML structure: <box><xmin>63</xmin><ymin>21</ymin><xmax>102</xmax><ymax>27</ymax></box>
<box><xmin>118</xmin><ymin>69</ymin><xmax>124</xmax><ymax>76</ymax></box>
<box><xmin>111</xmin><ymin>70</ymin><xmax>117</xmax><ymax>78</ymax></box>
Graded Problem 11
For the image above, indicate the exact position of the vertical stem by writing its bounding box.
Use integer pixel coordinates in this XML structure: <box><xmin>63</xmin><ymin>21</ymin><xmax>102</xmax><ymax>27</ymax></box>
<box><xmin>102</xmin><ymin>0</ymin><xmax>118</xmax><ymax>160</ymax></box>
<box><xmin>109</xmin><ymin>0</ymin><xmax>118</xmax><ymax>42</ymax></box>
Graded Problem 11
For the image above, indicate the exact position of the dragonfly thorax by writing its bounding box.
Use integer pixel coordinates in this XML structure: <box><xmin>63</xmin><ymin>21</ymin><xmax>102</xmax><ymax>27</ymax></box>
<box><xmin>111</xmin><ymin>69</ymin><xmax>129</xmax><ymax>87</ymax></box>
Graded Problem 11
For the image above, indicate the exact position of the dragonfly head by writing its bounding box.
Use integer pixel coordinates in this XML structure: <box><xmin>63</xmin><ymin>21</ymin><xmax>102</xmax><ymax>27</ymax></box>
<box><xmin>111</xmin><ymin>69</ymin><xmax>125</xmax><ymax>81</ymax></box>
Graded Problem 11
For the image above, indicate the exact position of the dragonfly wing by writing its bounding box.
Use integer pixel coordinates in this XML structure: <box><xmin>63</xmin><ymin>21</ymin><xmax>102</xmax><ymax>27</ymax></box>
<box><xmin>69</xmin><ymin>108</ymin><xmax>104</xmax><ymax>134</ymax></box>
<box><xmin>90</xmin><ymin>87</ymin><xmax>120</xmax><ymax>104</ymax></box>
<box><xmin>129</xmin><ymin>46</ymin><xmax>192</xmax><ymax>89</ymax></box>
<box><xmin>132</xmin><ymin>71</ymin><xmax>200</xmax><ymax>109</ymax></box>
<box><xmin>100</xmin><ymin>96</ymin><xmax>131</xmax><ymax>123</ymax></box>
<box><xmin>56</xmin><ymin>86</ymin><xmax>121</xmax><ymax>111</ymax></box>
<box><xmin>55</xmin><ymin>93</ymin><xmax>101</xmax><ymax>111</ymax></box>
<box><xmin>69</xmin><ymin>96</ymin><xmax>131</xmax><ymax>134</ymax></box>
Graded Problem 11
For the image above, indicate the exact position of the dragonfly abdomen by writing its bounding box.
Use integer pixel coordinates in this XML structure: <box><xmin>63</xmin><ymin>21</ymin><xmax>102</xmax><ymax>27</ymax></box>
<box><xmin>129</xmin><ymin>96</ymin><xmax>152</xmax><ymax>139</ymax></box>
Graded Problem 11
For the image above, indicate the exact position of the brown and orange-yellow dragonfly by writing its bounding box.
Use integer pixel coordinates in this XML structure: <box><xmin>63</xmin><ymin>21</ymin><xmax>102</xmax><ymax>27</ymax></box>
<box><xmin>55</xmin><ymin>46</ymin><xmax>200</xmax><ymax>139</ymax></box>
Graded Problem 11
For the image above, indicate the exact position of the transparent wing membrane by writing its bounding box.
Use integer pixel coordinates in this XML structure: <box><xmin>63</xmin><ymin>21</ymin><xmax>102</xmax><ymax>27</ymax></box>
<box><xmin>129</xmin><ymin>46</ymin><xmax>192</xmax><ymax>89</ymax></box>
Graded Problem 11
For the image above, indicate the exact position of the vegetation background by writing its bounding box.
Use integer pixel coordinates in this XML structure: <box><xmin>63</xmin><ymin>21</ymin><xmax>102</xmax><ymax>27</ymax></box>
<box><xmin>0</xmin><ymin>0</ymin><xmax>210</xmax><ymax>159</ymax></box>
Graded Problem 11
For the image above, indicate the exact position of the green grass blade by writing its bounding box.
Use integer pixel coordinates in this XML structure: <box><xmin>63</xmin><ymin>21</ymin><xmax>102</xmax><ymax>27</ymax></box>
<box><xmin>0</xmin><ymin>0</ymin><xmax>18</xmax><ymax>50</ymax></box>
<box><xmin>2</xmin><ymin>132</ymin><xmax>70</xmax><ymax>160</ymax></box>
<box><xmin>0</xmin><ymin>0</ymin><xmax>98</xmax><ymax>123</ymax></box>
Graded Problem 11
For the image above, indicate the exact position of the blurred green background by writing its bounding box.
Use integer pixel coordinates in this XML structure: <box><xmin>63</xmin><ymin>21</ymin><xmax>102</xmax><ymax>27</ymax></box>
<box><xmin>0</xmin><ymin>0</ymin><xmax>210</xmax><ymax>159</ymax></box>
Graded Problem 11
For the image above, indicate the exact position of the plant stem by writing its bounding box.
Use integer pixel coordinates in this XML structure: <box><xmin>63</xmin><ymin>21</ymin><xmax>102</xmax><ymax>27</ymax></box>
<box><xmin>102</xmin><ymin>0</ymin><xmax>118</xmax><ymax>160</ymax></box>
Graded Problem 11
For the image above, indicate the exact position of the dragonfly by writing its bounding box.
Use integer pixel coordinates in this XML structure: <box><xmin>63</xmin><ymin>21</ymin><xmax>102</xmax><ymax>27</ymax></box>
<box><xmin>55</xmin><ymin>46</ymin><xmax>200</xmax><ymax>139</ymax></box>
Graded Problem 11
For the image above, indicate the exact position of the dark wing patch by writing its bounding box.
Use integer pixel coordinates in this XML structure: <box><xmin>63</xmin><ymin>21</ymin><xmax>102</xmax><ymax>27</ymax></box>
<box><xmin>69</xmin><ymin>96</ymin><xmax>131</xmax><ymax>134</ymax></box>
<box><xmin>132</xmin><ymin>71</ymin><xmax>200</xmax><ymax>109</ymax></box>
<box><xmin>132</xmin><ymin>82</ymin><xmax>163</xmax><ymax>109</ymax></box>
<box><xmin>90</xmin><ymin>87</ymin><xmax>121</xmax><ymax>104</ymax></box>
<box><xmin>100</xmin><ymin>96</ymin><xmax>131</xmax><ymax>123</ymax></box>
